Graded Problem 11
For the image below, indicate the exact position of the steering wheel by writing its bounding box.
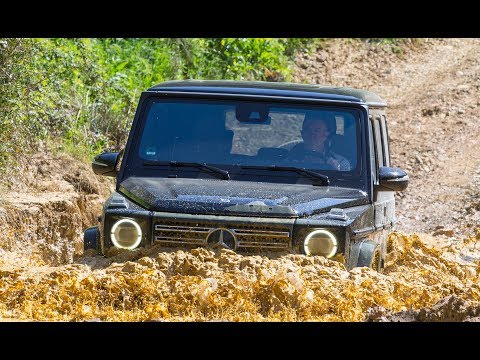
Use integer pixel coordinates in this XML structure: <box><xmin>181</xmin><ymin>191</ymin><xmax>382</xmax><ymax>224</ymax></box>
<box><xmin>278</xmin><ymin>139</ymin><xmax>303</xmax><ymax>150</ymax></box>
<box><xmin>297</xmin><ymin>150</ymin><xmax>337</xmax><ymax>170</ymax></box>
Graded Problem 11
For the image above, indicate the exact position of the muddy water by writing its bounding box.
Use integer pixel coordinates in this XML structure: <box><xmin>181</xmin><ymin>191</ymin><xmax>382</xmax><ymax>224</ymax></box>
<box><xmin>1</xmin><ymin>231</ymin><xmax>479</xmax><ymax>322</ymax></box>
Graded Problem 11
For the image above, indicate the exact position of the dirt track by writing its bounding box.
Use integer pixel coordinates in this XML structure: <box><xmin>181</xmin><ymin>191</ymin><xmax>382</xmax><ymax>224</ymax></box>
<box><xmin>0</xmin><ymin>38</ymin><xmax>479</xmax><ymax>321</ymax></box>
<box><xmin>294</xmin><ymin>38</ymin><xmax>480</xmax><ymax>235</ymax></box>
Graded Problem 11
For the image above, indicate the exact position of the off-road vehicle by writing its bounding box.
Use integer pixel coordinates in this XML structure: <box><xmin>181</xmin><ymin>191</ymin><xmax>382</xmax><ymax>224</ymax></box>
<box><xmin>84</xmin><ymin>80</ymin><xmax>408</xmax><ymax>271</ymax></box>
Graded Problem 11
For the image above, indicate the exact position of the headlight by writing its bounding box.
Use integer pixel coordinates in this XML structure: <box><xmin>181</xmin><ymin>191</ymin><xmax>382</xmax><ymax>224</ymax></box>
<box><xmin>110</xmin><ymin>219</ymin><xmax>142</xmax><ymax>249</ymax></box>
<box><xmin>303</xmin><ymin>229</ymin><xmax>337</xmax><ymax>258</ymax></box>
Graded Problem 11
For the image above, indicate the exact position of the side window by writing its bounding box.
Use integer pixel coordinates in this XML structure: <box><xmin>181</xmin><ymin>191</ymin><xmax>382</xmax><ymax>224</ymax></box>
<box><xmin>369</xmin><ymin>116</ymin><xmax>378</xmax><ymax>182</ymax></box>
<box><xmin>380</xmin><ymin>115</ymin><xmax>390</xmax><ymax>167</ymax></box>
<box><xmin>372</xmin><ymin>115</ymin><xmax>384</xmax><ymax>168</ymax></box>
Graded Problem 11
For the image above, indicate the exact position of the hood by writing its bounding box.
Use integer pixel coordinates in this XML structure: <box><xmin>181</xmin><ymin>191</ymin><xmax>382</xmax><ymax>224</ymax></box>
<box><xmin>119</xmin><ymin>177</ymin><xmax>369</xmax><ymax>218</ymax></box>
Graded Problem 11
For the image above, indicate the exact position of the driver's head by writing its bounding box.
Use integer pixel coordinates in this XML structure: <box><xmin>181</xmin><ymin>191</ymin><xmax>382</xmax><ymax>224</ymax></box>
<box><xmin>301</xmin><ymin>112</ymin><xmax>332</xmax><ymax>151</ymax></box>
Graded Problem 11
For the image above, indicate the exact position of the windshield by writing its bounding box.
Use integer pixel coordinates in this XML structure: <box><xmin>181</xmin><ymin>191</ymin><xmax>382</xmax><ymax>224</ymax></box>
<box><xmin>136</xmin><ymin>98</ymin><xmax>363</xmax><ymax>175</ymax></box>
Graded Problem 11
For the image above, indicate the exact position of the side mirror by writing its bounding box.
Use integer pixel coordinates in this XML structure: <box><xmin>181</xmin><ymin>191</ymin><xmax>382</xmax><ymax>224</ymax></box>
<box><xmin>92</xmin><ymin>152</ymin><xmax>119</xmax><ymax>177</ymax></box>
<box><xmin>378</xmin><ymin>166</ymin><xmax>409</xmax><ymax>191</ymax></box>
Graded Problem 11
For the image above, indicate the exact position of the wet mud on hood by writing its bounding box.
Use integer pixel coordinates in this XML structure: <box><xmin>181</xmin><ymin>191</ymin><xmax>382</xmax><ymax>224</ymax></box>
<box><xmin>119</xmin><ymin>177</ymin><xmax>369</xmax><ymax>218</ymax></box>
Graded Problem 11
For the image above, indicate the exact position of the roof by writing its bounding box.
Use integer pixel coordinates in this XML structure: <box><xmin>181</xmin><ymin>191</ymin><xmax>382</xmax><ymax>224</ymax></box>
<box><xmin>148</xmin><ymin>80</ymin><xmax>387</xmax><ymax>107</ymax></box>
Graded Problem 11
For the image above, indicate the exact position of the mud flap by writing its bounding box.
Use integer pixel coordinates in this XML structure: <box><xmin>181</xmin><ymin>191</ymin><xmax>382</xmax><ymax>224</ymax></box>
<box><xmin>347</xmin><ymin>239</ymin><xmax>380</xmax><ymax>271</ymax></box>
<box><xmin>84</xmin><ymin>226</ymin><xmax>99</xmax><ymax>251</ymax></box>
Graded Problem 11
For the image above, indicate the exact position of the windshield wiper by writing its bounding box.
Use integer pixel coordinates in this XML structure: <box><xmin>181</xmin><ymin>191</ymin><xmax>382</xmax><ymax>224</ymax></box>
<box><xmin>241</xmin><ymin>165</ymin><xmax>329</xmax><ymax>186</ymax></box>
<box><xmin>143</xmin><ymin>161</ymin><xmax>230</xmax><ymax>180</ymax></box>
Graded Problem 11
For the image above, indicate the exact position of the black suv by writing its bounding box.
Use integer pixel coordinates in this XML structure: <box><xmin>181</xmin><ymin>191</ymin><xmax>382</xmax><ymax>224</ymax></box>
<box><xmin>84</xmin><ymin>80</ymin><xmax>408</xmax><ymax>271</ymax></box>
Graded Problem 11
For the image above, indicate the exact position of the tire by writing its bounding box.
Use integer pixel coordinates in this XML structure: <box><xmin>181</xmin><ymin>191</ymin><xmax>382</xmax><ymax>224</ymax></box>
<box><xmin>370</xmin><ymin>246</ymin><xmax>383</xmax><ymax>272</ymax></box>
<box><xmin>84</xmin><ymin>226</ymin><xmax>99</xmax><ymax>251</ymax></box>
<box><xmin>348</xmin><ymin>239</ymin><xmax>384</xmax><ymax>272</ymax></box>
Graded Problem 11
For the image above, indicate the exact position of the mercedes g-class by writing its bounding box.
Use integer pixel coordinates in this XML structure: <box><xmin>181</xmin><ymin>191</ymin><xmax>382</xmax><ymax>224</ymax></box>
<box><xmin>84</xmin><ymin>80</ymin><xmax>408</xmax><ymax>271</ymax></box>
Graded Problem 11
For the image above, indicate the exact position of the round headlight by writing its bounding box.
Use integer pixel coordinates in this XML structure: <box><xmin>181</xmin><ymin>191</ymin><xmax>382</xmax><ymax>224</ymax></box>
<box><xmin>110</xmin><ymin>219</ymin><xmax>142</xmax><ymax>249</ymax></box>
<box><xmin>303</xmin><ymin>229</ymin><xmax>337</xmax><ymax>258</ymax></box>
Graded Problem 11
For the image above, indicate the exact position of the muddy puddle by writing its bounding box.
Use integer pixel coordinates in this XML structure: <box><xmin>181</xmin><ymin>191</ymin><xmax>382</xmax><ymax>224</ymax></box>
<box><xmin>1</xmin><ymin>230</ymin><xmax>479</xmax><ymax>322</ymax></box>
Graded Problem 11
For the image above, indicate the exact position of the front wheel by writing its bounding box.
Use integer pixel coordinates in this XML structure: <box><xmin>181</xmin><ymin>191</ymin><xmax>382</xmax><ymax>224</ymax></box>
<box><xmin>348</xmin><ymin>240</ymin><xmax>384</xmax><ymax>272</ymax></box>
<box><xmin>84</xmin><ymin>226</ymin><xmax>99</xmax><ymax>252</ymax></box>
<box><xmin>368</xmin><ymin>246</ymin><xmax>382</xmax><ymax>272</ymax></box>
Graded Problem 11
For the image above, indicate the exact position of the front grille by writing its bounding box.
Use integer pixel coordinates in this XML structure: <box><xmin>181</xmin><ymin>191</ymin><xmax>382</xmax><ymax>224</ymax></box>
<box><xmin>154</xmin><ymin>224</ymin><xmax>211</xmax><ymax>245</ymax></box>
<box><xmin>153</xmin><ymin>219</ymin><xmax>291</xmax><ymax>250</ymax></box>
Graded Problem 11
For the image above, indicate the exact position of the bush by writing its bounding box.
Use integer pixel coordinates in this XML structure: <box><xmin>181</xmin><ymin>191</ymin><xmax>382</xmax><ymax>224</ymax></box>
<box><xmin>0</xmin><ymin>39</ymin><xmax>42</xmax><ymax>172</ymax></box>
<box><xmin>0</xmin><ymin>37</ymin><xmax>317</xmax><ymax>173</ymax></box>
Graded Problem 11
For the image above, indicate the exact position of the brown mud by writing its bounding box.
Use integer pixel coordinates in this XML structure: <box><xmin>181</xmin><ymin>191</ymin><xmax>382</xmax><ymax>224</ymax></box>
<box><xmin>0</xmin><ymin>231</ymin><xmax>479</xmax><ymax>321</ymax></box>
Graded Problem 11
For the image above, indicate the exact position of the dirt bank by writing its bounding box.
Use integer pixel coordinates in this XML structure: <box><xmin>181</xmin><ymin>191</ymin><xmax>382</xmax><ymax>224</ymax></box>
<box><xmin>0</xmin><ymin>147</ymin><xmax>112</xmax><ymax>266</ymax></box>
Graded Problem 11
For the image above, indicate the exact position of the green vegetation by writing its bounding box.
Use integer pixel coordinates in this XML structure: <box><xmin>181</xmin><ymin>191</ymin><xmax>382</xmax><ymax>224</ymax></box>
<box><xmin>1</xmin><ymin>38</ymin><xmax>407</xmax><ymax>172</ymax></box>
<box><xmin>0</xmin><ymin>38</ymin><xmax>317</xmax><ymax>172</ymax></box>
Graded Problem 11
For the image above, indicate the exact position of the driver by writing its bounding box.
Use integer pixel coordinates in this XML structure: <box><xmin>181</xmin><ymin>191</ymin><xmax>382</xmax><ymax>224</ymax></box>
<box><xmin>288</xmin><ymin>112</ymin><xmax>351</xmax><ymax>171</ymax></box>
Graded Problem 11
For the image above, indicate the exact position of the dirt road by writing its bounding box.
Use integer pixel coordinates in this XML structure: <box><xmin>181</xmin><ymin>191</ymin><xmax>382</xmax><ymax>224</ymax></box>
<box><xmin>0</xmin><ymin>38</ymin><xmax>479</xmax><ymax>321</ymax></box>
<box><xmin>294</xmin><ymin>38</ymin><xmax>480</xmax><ymax>235</ymax></box>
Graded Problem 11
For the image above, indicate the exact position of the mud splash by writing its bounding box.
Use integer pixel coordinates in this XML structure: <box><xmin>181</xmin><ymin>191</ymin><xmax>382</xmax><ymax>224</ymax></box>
<box><xmin>1</xmin><ymin>231</ymin><xmax>479</xmax><ymax>322</ymax></box>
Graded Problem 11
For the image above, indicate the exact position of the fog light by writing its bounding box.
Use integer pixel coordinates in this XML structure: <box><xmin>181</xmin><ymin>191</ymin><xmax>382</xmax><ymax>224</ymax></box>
<box><xmin>110</xmin><ymin>219</ymin><xmax>142</xmax><ymax>249</ymax></box>
<box><xmin>303</xmin><ymin>229</ymin><xmax>337</xmax><ymax>258</ymax></box>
